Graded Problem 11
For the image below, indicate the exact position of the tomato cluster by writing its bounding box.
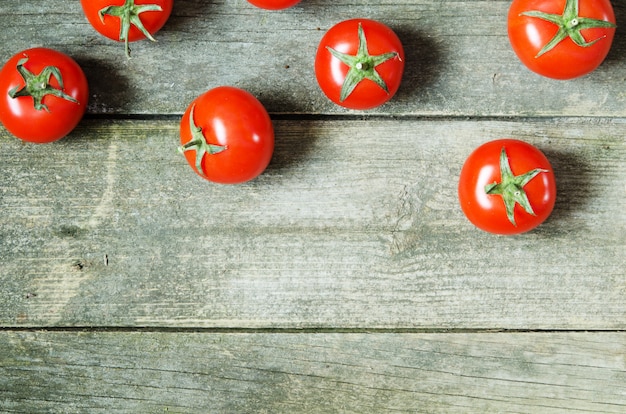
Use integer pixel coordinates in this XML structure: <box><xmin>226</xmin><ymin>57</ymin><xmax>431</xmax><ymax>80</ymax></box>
<box><xmin>0</xmin><ymin>0</ymin><xmax>617</xmax><ymax>232</ymax></box>
<box><xmin>0</xmin><ymin>0</ymin><xmax>176</xmax><ymax>144</ymax></box>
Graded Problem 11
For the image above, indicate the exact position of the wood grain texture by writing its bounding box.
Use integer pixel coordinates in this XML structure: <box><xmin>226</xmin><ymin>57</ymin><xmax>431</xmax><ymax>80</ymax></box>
<box><xmin>1</xmin><ymin>118</ymin><xmax>624</xmax><ymax>328</ymax></box>
<box><xmin>1</xmin><ymin>1</ymin><xmax>625</xmax><ymax>410</ymax></box>
<box><xmin>1</xmin><ymin>331</ymin><xmax>625</xmax><ymax>413</ymax></box>
<box><xmin>0</xmin><ymin>1</ymin><xmax>624</xmax><ymax>116</ymax></box>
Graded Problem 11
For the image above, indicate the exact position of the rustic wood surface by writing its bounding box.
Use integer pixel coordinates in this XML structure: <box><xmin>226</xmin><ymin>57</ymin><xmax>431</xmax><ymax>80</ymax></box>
<box><xmin>1</xmin><ymin>332</ymin><xmax>625</xmax><ymax>413</ymax></box>
<box><xmin>1</xmin><ymin>0</ymin><xmax>625</xmax><ymax>412</ymax></box>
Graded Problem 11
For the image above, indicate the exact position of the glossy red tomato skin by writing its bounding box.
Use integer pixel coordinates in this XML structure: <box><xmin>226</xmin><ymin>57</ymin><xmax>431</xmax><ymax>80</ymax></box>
<box><xmin>246</xmin><ymin>0</ymin><xmax>301</xmax><ymax>10</ymax></box>
<box><xmin>0</xmin><ymin>48</ymin><xmax>89</xmax><ymax>143</ymax></box>
<box><xmin>507</xmin><ymin>0</ymin><xmax>616</xmax><ymax>79</ymax></box>
<box><xmin>180</xmin><ymin>86</ymin><xmax>275</xmax><ymax>184</ymax></box>
<box><xmin>458</xmin><ymin>139</ymin><xmax>556</xmax><ymax>235</ymax></box>
<box><xmin>80</xmin><ymin>0</ymin><xmax>173</xmax><ymax>42</ymax></box>
<box><xmin>315</xmin><ymin>18</ymin><xmax>405</xmax><ymax>110</ymax></box>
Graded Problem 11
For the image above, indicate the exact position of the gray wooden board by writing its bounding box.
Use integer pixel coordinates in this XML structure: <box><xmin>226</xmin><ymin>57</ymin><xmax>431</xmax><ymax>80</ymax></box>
<box><xmin>0</xmin><ymin>1</ymin><xmax>624</xmax><ymax>116</ymax></box>
<box><xmin>1</xmin><ymin>331</ymin><xmax>625</xmax><ymax>413</ymax></box>
<box><xmin>1</xmin><ymin>118</ymin><xmax>624</xmax><ymax>329</ymax></box>
<box><xmin>1</xmin><ymin>1</ymin><xmax>626</xmax><ymax>410</ymax></box>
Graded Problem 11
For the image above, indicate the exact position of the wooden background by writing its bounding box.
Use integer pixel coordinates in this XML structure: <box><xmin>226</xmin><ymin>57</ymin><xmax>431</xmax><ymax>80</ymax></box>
<box><xmin>1</xmin><ymin>1</ymin><xmax>625</xmax><ymax>412</ymax></box>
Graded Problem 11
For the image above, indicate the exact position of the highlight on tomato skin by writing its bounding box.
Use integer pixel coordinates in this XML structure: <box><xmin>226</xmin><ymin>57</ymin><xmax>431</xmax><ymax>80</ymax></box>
<box><xmin>507</xmin><ymin>0</ymin><xmax>616</xmax><ymax>80</ymax></box>
<box><xmin>246</xmin><ymin>0</ymin><xmax>302</xmax><ymax>10</ymax></box>
<box><xmin>0</xmin><ymin>47</ymin><xmax>89</xmax><ymax>143</ymax></box>
<box><xmin>458</xmin><ymin>139</ymin><xmax>557</xmax><ymax>235</ymax></box>
<box><xmin>178</xmin><ymin>86</ymin><xmax>275</xmax><ymax>185</ymax></box>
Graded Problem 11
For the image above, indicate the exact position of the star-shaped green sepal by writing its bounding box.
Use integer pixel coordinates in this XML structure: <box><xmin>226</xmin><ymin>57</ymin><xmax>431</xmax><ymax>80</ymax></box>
<box><xmin>8</xmin><ymin>56</ymin><xmax>79</xmax><ymax>111</ymax></box>
<box><xmin>99</xmin><ymin>0</ymin><xmax>163</xmax><ymax>58</ymax></box>
<box><xmin>521</xmin><ymin>0</ymin><xmax>616</xmax><ymax>57</ymax></box>
<box><xmin>326</xmin><ymin>22</ymin><xmax>399</xmax><ymax>102</ymax></box>
<box><xmin>485</xmin><ymin>147</ymin><xmax>549</xmax><ymax>226</ymax></box>
<box><xmin>178</xmin><ymin>105</ymin><xmax>227</xmax><ymax>177</ymax></box>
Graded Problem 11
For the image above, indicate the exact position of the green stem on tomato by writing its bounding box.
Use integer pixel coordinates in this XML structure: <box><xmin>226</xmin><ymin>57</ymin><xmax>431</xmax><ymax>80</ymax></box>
<box><xmin>178</xmin><ymin>105</ymin><xmax>227</xmax><ymax>177</ymax></box>
<box><xmin>485</xmin><ymin>147</ymin><xmax>549</xmax><ymax>226</ymax></box>
<box><xmin>521</xmin><ymin>0</ymin><xmax>616</xmax><ymax>57</ymax></box>
<box><xmin>326</xmin><ymin>22</ymin><xmax>399</xmax><ymax>102</ymax></box>
<box><xmin>8</xmin><ymin>56</ymin><xmax>79</xmax><ymax>111</ymax></box>
<box><xmin>98</xmin><ymin>0</ymin><xmax>163</xmax><ymax>58</ymax></box>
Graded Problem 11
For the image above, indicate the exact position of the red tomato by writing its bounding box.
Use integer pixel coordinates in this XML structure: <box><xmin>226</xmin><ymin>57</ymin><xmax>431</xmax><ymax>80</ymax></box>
<box><xmin>179</xmin><ymin>86</ymin><xmax>274</xmax><ymax>184</ymax></box>
<box><xmin>246</xmin><ymin>0</ymin><xmax>301</xmax><ymax>10</ymax></box>
<box><xmin>0</xmin><ymin>48</ymin><xmax>88</xmax><ymax>143</ymax></box>
<box><xmin>458</xmin><ymin>139</ymin><xmax>556</xmax><ymax>235</ymax></box>
<box><xmin>508</xmin><ymin>0</ymin><xmax>616</xmax><ymax>79</ymax></box>
<box><xmin>315</xmin><ymin>18</ymin><xmax>405</xmax><ymax>110</ymax></box>
<box><xmin>80</xmin><ymin>0</ymin><xmax>173</xmax><ymax>58</ymax></box>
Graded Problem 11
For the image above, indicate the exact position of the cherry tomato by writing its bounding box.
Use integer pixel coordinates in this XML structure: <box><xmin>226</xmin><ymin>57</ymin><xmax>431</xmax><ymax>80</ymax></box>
<box><xmin>179</xmin><ymin>86</ymin><xmax>274</xmax><ymax>184</ymax></box>
<box><xmin>508</xmin><ymin>0</ymin><xmax>616</xmax><ymax>79</ymax></box>
<box><xmin>315</xmin><ymin>18</ymin><xmax>405</xmax><ymax>110</ymax></box>
<box><xmin>458</xmin><ymin>139</ymin><xmax>556</xmax><ymax>235</ymax></box>
<box><xmin>246</xmin><ymin>0</ymin><xmax>301</xmax><ymax>10</ymax></box>
<box><xmin>80</xmin><ymin>0</ymin><xmax>173</xmax><ymax>58</ymax></box>
<box><xmin>0</xmin><ymin>48</ymin><xmax>88</xmax><ymax>143</ymax></box>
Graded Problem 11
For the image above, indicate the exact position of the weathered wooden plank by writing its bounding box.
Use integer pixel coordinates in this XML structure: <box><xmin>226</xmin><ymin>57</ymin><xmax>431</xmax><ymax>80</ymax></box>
<box><xmin>1</xmin><ymin>118</ymin><xmax>624</xmax><ymax>328</ymax></box>
<box><xmin>0</xmin><ymin>1</ymin><xmax>624</xmax><ymax>116</ymax></box>
<box><xmin>0</xmin><ymin>331</ymin><xmax>625</xmax><ymax>413</ymax></box>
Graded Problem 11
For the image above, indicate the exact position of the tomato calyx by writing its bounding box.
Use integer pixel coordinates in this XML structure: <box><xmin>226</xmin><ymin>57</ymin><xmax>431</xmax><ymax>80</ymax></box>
<box><xmin>98</xmin><ymin>0</ymin><xmax>163</xmax><ymax>58</ymax></box>
<box><xmin>521</xmin><ymin>0</ymin><xmax>616</xmax><ymax>57</ymax></box>
<box><xmin>178</xmin><ymin>104</ymin><xmax>227</xmax><ymax>177</ymax></box>
<box><xmin>326</xmin><ymin>22</ymin><xmax>400</xmax><ymax>102</ymax></box>
<box><xmin>484</xmin><ymin>147</ymin><xmax>549</xmax><ymax>226</ymax></box>
<box><xmin>8</xmin><ymin>56</ymin><xmax>79</xmax><ymax>112</ymax></box>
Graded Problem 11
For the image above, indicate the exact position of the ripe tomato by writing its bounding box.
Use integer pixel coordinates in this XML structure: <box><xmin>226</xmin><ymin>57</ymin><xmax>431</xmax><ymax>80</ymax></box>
<box><xmin>246</xmin><ymin>0</ymin><xmax>301</xmax><ymax>10</ymax></box>
<box><xmin>0</xmin><ymin>48</ymin><xmax>88</xmax><ymax>144</ymax></box>
<box><xmin>80</xmin><ymin>0</ymin><xmax>173</xmax><ymax>58</ymax></box>
<box><xmin>458</xmin><ymin>139</ymin><xmax>556</xmax><ymax>235</ymax></box>
<box><xmin>179</xmin><ymin>86</ymin><xmax>274</xmax><ymax>184</ymax></box>
<box><xmin>508</xmin><ymin>0</ymin><xmax>616</xmax><ymax>79</ymax></box>
<box><xmin>315</xmin><ymin>18</ymin><xmax>405</xmax><ymax>110</ymax></box>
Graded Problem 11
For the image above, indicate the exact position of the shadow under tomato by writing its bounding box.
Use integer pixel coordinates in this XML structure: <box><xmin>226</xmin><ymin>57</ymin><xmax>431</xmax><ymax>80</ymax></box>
<box><xmin>392</xmin><ymin>26</ymin><xmax>443</xmax><ymax>105</ymax></box>
<box><xmin>74</xmin><ymin>57</ymin><xmax>134</xmax><ymax>116</ymax></box>
<box><xmin>257</xmin><ymin>116</ymin><xmax>320</xmax><ymax>181</ymax></box>
<box><xmin>538</xmin><ymin>147</ymin><xmax>593</xmax><ymax>230</ymax></box>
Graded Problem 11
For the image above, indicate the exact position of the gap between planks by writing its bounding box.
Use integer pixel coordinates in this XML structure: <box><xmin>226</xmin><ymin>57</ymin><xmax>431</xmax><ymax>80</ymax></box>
<box><xmin>1</xmin><ymin>327</ymin><xmax>625</xmax><ymax>334</ymax></box>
